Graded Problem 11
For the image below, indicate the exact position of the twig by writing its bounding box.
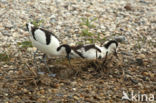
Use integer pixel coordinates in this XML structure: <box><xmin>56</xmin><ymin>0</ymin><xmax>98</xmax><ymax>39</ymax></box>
<box><xmin>25</xmin><ymin>63</ymin><xmax>37</xmax><ymax>77</ymax></box>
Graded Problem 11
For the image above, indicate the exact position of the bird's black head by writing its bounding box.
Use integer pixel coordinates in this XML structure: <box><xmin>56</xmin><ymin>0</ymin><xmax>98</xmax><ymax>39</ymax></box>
<box><xmin>25</xmin><ymin>22</ymin><xmax>34</xmax><ymax>32</ymax></box>
<box><xmin>57</xmin><ymin>44</ymin><xmax>71</xmax><ymax>56</ymax></box>
<box><xmin>104</xmin><ymin>40</ymin><xmax>119</xmax><ymax>59</ymax></box>
<box><xmin>104</xmin><ymin>40</ymin><xmax>118</xmax><ymax>49</ymax></box>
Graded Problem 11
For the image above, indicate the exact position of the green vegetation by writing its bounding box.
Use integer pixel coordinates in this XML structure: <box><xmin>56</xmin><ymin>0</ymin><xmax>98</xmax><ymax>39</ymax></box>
<box><xmin>31</xmin><ymin>19</ymin><xmax>44</xmax><ymax>27</ymax></box>
<box><xmin>80</xmin><ymin>17</ymin><xmax>98</xmax><ymax>44</ymax></box>
<box><xmin>80</xmin><ymin>17</ymin><xmax>97</xmax><ymax>37</ymax></box>
<box><xmin>0</xmin><ymin>52</ymin><xmax>9</xmax><ymax>61</ymax></box>
<box><xmin>79</xmin><ymin>17</ymin><xmax>106</xmax><ymax>45</ymax></box>
<box><xmin>135</xmin><ymin>35</ymin><xmax>147</xmax><ymax>50</ymax></box>
<box><xmin>80</xmin><ymin>18</ymin><xmax>96</xmax><ymax>29</ymax></box>
<box><xmin>17</xmin><ymin>41</ymin><xmax>32</xmax><ymax>49</ymax></box>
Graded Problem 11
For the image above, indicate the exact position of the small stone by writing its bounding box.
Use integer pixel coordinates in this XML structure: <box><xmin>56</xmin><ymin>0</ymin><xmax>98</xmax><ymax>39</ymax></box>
<box><xmin>13</xmin><ymin>32</ymin><xmax>19</xmax><ymax>37</ymax></box>
<box><xmin>27</xmin><ymin>47</ymin><xmax>34</xmax><ymax>52</ymax></box>
<box><xmin>143</xmin><ymin>61</ymin><xmax>148</xmax><ymax>66</ymax></box>
<box><xmin>0</xmin><ymin>0</ymin><xmax>7</xmax><ymax>3</ymax></box>
<box><xmin>149</xmin><ymin>72</ymin><xmax>154</xmax><ymax>80</ymax></box>
<box><xmin>136</xmin><ymin>58</ymin><xmax>143</xmax><ymax>66</ymax></box>
<box><xmin>143</xmin><ymin>72</ymin><xmax>149</xmax><ymax>76</ymax></box>
<box><xmin>51</xmin><ymin>89</ymin><xmax>58</xmax><ymax>93</ymax></box>
<box><xmin>56</xmin><ymin>93</ymin><xmax>63</xmax><ymax>97</ymax></box>
<box><xmin>56</xmin><ymin>25</ymin><xmax>61</xmax><ymax>30</ymax></box>
<box><xmin>114</xmin><ymin>36</ymin><xmax>126</xmax><ymax>43</ymax></box>
<box><xmin>8</xmin><ymin>70</ymin><xmax>14</xmax><ymax>75</ymax></box>
<box><xmin>50</xmin><ymin>14</ymin><xmax>56</xmax><ymax>23</ymax></box>
<box><xmin>71</xmin><ymin>81</ymin><xmax>77</xmax><ymax>86</ymax></box>
<box><xmin>4</xmin><ymin>93</ymin><xmax>8</xmax><ymax>96</ymax></box>
<box><xmin>97</xmin><ymin>29</ymin><xmax>101</xmax><ymax>33</ymax></box>
<box><xmin>72</xmin><ymin>88</ymin><xmax>76</xmax><ymax>91</ymax></box>
<box><xmin>138</xmin><ymin>83</ymin><xmax>143</xmax><ymax>88</ymax></box>
<box><xmin>73</xmin><ymin>96</ymin><xmax>79</xmax><ymax>100</ymax></box>
<box><xmin>139</xmin><ymin>0</ymin><xmax>147</xmax><ymax>4</ymax></box>
<box><xmin>153</xmin><ymin>48</ymin><xmax>156</xmax><ymax>53</ymax></box>
<box><xmin>124</xmin><ymin>3</ymin><xmax>132</xmax><ymax>11</ymax></box>
<box><xmin>131</xmin><ymin>78</ymin><xmax>138</xmax><ymax>84</ymax></box>
<box><xmin>23</xmin><ymin>88</ymin><xmax>28</xmax><ymax>93</ymax></box>
<box><xmin>40</xmin><ymin>95</ymin><xmax>45</xmax><ymax>98</ymax></box>
<box><xmin>40</xmin><ymin>89</ymin><xmax>45</xmax><ymax>94</ymax></box>
<box><xmin>82</xmin><ymin>25</ymin><xmax>88</xmax><ymax>29</ymax></box>
<box><xmin>1</xmin><ymin>30</ymin><xmax>10</xmax><ymax>36</ymax></box>
<box><xmin>37</xmin><ymin>91</ymin><xmax>41</xmax><ymax>96</ymax></box>
<box><xmin>137</xmin><ymin>54</ymin><xmax>146</xmax><ymax>59</ymax></box>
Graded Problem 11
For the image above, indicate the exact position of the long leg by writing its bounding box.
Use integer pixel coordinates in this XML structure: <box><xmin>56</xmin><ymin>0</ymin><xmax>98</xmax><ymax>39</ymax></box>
<box><xmin>42</xmin><ymin>54</ymin><xmax>50</xmax><ymax>72</ymax></box>
<box><xmin>67</xmin><ymin>55</ymin><xmax>72</xmax><ymax>70</ymax></box>
<box><xmin>102</xmin><ymin>51</ymin><xmax>108</xmax><ymax>67</ymax></box>
<box><xmin>114</xmin><ymin>51</ymin><xmax>119</xmax><ymax>59</ymax></box>
<box><xmin>67</xmin><ymin>57</ymin><xmax>73</xmax><ymax>69</ymax></box>
<box><xmin>42</xmin><ymin>54</ymin><xmax>56</xmax><ymax>77</ymax></box>
<box><xmin>33</xmin><ymin>49</ymin><xmax>38</xmax><ymax>63</ymax></box>
<box><xmin>101</xmin><ymin>51</ymin><xmax>108</xmax><ymax>73</ymax></box>
<box><xmin>33</xmin><ymin>49</ymin><xmax>42</xmax><ymax>72</ymax></box>
<box><xmin>67</xmin><ymin>55</ymin><xmax>78</xmax><ymax>76</ymax></box>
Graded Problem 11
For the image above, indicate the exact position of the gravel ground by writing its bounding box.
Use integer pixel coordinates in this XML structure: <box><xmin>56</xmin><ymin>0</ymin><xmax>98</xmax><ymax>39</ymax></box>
<box><xmin>0</xmin><ymin>0</ymin><xmax>155</xmax><ymax>103</ymax></box>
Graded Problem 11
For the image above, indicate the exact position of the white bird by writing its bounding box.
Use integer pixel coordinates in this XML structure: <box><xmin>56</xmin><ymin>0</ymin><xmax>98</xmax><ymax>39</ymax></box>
<box><xmin>26</xmin><ymin>22</ymin><xmax>71</xmax><ymax>75</ymax></box>
<box><xmin>58</xmin><ymin>40</ymin><xmax>118</xmax><ymax>60</ymax></box>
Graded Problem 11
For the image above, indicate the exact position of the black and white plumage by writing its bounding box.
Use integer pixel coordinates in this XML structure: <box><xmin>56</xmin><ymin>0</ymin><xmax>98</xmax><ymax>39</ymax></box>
<box><xmin>26</xmin><ymin>22</ymin><xmax>71</xmax><ymax>74</ymax></box>
<box><xmin>57</xmin><ymin>44</ymin><xmax>71</xmax><ymax>59</ymax></box>
<box><xmin>58</xmin><ymin>40</ymin><xmax>118</xmax><ymax>60</ymax></box>
<box><xmin>57</xmin><ymin>44</ymin><xmax>72</xmax><ymax>65</ymax></box>
<box><xmin>26</xmin><ymin>23</ymin><xmax>62</xmax><ymax>56</ymax></box>
<box><xmin>103</xmin><ymin>40</ymin><xmax>118</xmax><ymax>57</ymax></box>
<box><xmin>70</xmin><ymin>44</ymin><xmax>103</xmax><ymax>59</ymax></box>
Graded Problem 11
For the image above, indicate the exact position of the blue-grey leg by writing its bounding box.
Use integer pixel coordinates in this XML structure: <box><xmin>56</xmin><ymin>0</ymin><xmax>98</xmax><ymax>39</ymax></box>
<box><xmin>33</xmin><ymin>49</ymin><xmax>42</xmax><ymax>73</ymax></box>
<box><xmin>102</xmin><ymin>51</ymin><xmax>108</xmax><ymax>66</ymax></box>
<box><xmin>42</xmin><ymin>54</ymin><xmax>50</xmax><ymax>72</ymax></box>
<box><xmin>33</xmin><ymin>49</ymin><xmax>44</xmax><ymax>75</ymax></box>
<box><xmin>67</xmin><ymin>55</ymin><xmax>72</xmax><ymax>69</ymax></box>
<box><xmin>67</xmin><ymin>55</ymin><xmax>77</xmax><ymax>76</ymax></box>
<box><xmin>42</xmin><ymin>54</ymin><xmax>56</xmax><ymax>77</ymax></box>
<box><xmin>114</xmin><ymin>50</ymin><xmax>119</xmax><ymax>59</ymax></box>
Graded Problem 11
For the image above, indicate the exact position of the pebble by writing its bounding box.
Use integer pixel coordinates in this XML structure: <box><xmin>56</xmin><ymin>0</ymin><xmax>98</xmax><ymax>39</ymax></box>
<box><xmin>0</xmin><ymin>0</ymin><xmax>7</xmax><ymax>3</ymax></box>
<box><xmin>114</xmin><ymin>36</ymin><xmax>127</xmax><ymax>43</ymax></box>
<box><xmin>72</xmin><ymin>88</ymin><xmax>76</xmax><ymax>91</ymax></box>
<box><xmin>40</xmin><ymin>89</ymin><xmax>45</xmax><ymax>94</ymax></box>
<box><xmin>71</xmin><ymin>81</ymin><xmax>77</xmax><ymax>86</ymax></box>
<box><xmin>73</xmin><ymin>96</ymin><xmax>79</xmax><ymax>100</ymax></box>
<box><xmin>22</xmin><ymin>88</ymin><xmax>28</xmax><ymax>93</ymax></box>
<box><xmin>138</xmin><ymin>83</ymin><xmax>143</xmax><ymax>88</ymax></box>
<box><xmin>136</xmin><ymin>58</ymin><xmax>143</xmax><ymax>66</ymax></box>
<box><xmin>27</xmin><ymin>47</ymin><xmax>35</xmax><ymax>52</ymax></box>
<box><xmin>1</xmin><ymin>30</ymin><xmax>10</xmax><ymax>36</ymax></box>
<box><xmin>12</xmin><ymin>32</ymin><xmax>19</xmax><ymax>37</ymax></box>
<box><xmin>137</xmin><ymin>54</ymin><xmax>146</xmax><ymax>59</ymax></box>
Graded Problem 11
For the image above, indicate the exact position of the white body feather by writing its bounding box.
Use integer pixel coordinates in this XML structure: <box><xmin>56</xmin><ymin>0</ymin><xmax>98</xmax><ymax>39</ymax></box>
<box><xmin>30</xmin><ymin>35</ymin><xmax>61</xmax><ymax>56</ymax></box>
<box><xmin>27</xmin><ymin>23</ymin><xmax>65</xmax><ymax>57</ymax></box>
<box><xmin>69</xmin><ymin>45</ymin><xmax>108</xmax><ymax>59</ymax></box>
